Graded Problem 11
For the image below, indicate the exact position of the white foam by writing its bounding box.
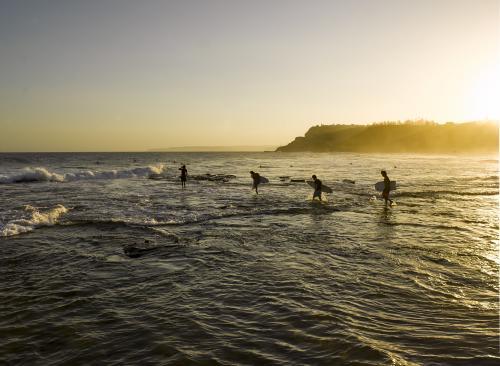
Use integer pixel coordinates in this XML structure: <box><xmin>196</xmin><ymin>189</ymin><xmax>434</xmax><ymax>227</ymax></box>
<box><xmin>0</xmin><ymin>167</ymin><xmax>64</xmax><ymax>183</ymax></box>
<box><xmin>0</xmin><ymin>204</ymin><xmax>69</xmax><ymax>237</ymax></box>
<box><xmin>0</xmin><ymin>164</ymin><xmax>166</xmax><ymax>184</ymax></box>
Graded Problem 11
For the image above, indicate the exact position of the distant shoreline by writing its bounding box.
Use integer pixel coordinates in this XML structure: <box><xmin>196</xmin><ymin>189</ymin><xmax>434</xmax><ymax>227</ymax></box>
<box><xmin>149</xmin><ymin>145</ymin><xmax>277</xmax><ymax>152</ymax></box>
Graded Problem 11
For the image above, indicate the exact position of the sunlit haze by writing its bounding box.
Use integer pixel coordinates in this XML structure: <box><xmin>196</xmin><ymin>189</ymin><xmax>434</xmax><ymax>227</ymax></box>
<box><xmin>0</xmin><ymin>0</ymin><xmax>498</xmax><ymax>152</ymax></box>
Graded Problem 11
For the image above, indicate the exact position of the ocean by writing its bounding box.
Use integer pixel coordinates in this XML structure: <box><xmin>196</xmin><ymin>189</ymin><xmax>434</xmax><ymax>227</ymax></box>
<box><xmin>0</xmin><ymin>152</ymin><xmax>498</xmax><ymax>365</ymax></box>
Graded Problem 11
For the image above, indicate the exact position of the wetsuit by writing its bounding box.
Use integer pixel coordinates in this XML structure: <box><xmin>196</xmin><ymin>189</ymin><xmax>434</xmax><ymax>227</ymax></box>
<box><xmin>180</xmin><ymin>167</ymin><xmax>187</xmax><ymax>184</ymax></box>
<box><xmin>382</xmin><ymin>176</ymin><xmax>391</xmax><ymax>200</ymax></box>
<box><xmin>252</xmin><ymin>173</ymin><xmax>261</xmax><ymax>189</ymax></box>
<box><xmin>313</xmin><ymin>179</ymin><xmax>322</xmax><ymax>200</ymax></box>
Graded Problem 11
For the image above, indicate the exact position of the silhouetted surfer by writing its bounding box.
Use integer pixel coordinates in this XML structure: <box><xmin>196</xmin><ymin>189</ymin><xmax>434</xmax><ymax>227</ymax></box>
<box><xmin>312</xmin><ymin>175</ymin><xmax>322</xmax><ymax>201</ymax></box>
<box><xmin>381</xmin><ymin>170</ymin><xmax>393</xmax><ymax>206</ymax></box>
<box><xmin>179</xmin><ymin>165</ymin><xmax>188</xmax><ymax>188</ymax></box>
<box><xmin>250</xmin><ymin>171</ymin><xmax>260</xmax><ymax>194</ymax></box>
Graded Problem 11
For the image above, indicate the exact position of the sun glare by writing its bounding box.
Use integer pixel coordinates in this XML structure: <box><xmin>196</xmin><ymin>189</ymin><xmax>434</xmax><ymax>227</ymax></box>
<box><xmin>467</xmin><ymin>64</ymin><xmax>500</xmax><ymax>121</ymax></box>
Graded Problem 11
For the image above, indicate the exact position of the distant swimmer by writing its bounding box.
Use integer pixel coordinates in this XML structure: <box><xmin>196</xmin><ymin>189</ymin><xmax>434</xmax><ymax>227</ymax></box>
<box><xmin>381</xmin><ymin>170</ymin><xmax>394</xmax><ymax>206</ymax></box>
<box><xmin>312</xmin><ymin>175</ymin><xmax>322</xmax><ymax>201</ymax></box>
<box><xmin>250</xmin><ymin>171</ymin><xmax>261</xmax><ymax>194</ymax></box>
<box><xmin>179</xmin><ymin>164</ymin><xmax>188</xmax><ymax>188</ymax></box>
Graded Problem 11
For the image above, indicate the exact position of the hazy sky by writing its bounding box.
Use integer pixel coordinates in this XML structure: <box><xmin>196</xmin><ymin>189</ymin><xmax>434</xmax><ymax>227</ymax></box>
<box><xmin>0</xmin><ymin>0</ymin><xmax>498</xmax><ymax>151</ymax></box>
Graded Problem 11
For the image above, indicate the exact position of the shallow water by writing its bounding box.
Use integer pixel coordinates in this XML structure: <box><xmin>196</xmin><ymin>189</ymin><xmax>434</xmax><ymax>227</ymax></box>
<box><xmin>0</xmin><ymin>152</ymin><xmax>498</xmax><ymax>365</ymax></box>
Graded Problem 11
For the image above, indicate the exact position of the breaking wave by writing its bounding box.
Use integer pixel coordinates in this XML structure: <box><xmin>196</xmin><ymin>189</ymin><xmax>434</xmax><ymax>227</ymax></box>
<box><xmin>0</xmin><ymin>164</ymin><xmax>166</xmax><ymax>184</ymax></box>
<box><xmin>0</xmin><ymin>205</ymin><xmax>69</xmax><ymax>237</ymax></box>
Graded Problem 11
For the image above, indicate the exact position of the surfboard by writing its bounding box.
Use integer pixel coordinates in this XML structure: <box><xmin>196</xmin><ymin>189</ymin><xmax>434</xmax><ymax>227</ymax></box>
<box><xmin>259</xmin><ymin>176</ymin><xmax>269</xmax><ymax>184</ymax></box>
<box><xmin>375</xmin><ymin>181</ymin><xmax>396</xmax><ymax>192</ymax></box>
<box><xmin>307</xmin><ymin>181</ymin><xmax>333</xmax><ymax>193</ymax></box>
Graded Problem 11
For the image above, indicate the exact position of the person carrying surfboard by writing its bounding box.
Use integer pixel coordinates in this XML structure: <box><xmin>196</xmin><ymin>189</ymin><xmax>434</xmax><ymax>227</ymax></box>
<box><xmin>312</xmin><ymin>175</ymin><xmax>322</xmax><ymax>201</ymax></box>
<box><xmin>179</xmin><ymin>164</ymin><xmax>188</xmax><ymax>188</ymax></box>
<box><xmin>381</xmin><ymin>170</ymin><xmax>394</xmax><ymax>206</ymax></box>
<box><xmin>250</xmin><ymin>171</ymin><xmax>261</xmax><ymax>194</ymax></box>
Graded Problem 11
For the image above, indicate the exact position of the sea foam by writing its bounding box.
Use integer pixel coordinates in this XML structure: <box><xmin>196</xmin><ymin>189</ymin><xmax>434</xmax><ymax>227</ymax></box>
<box><xmin>0</xmin><ymin>164</ymin><xmax>166</xmax><ymax>184</ymax></box>
<box><xmin>0</xmin><ymin>204</ymin><xmax>69</xmax><ymax>237</ymax></box>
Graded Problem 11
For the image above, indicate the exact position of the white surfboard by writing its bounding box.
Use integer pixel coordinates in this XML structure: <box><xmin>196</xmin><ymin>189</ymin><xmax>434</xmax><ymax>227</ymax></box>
<box><xmin>375</xmin><ymin>181</ymin><xmax>396</xmax><ymax>192</ymax></box>
<box><xmin>307</xmin><ymin>181</ymin><xmax>333</xmax><ymax>193</ymax></box>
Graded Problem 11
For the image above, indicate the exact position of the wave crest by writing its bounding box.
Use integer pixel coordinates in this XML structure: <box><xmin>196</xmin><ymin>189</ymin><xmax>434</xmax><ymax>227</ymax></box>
<box><xmin>0</xmin><ymin>204</ymin><xmax>69</xmax><ymax>237</ymax></box>
<box><xmin>0</xmin><ymin>164</ymin><xmax>166</xmax><ymax>184</ymax></box>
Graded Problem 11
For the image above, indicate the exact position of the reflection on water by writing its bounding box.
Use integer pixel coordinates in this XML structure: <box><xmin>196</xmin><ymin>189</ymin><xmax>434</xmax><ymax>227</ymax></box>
<box><xmin>379</xmin><ymin>205</ymin><xmax>394</xmax><ymax>223</ymax></box>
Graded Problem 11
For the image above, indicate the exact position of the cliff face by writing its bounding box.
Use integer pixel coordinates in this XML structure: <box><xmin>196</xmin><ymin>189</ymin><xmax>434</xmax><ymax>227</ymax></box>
<box><xmin>276</xmin><ymin>121</ymin><xmax>499</xmax><ymax>153</ymax></box>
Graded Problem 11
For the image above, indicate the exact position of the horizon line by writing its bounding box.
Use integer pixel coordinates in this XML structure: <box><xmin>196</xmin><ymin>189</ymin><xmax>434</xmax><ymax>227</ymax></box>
<box><xmin>0</xmin><ymin>150</ymin><xmax>277</xmax><ymax>154</ymax></box>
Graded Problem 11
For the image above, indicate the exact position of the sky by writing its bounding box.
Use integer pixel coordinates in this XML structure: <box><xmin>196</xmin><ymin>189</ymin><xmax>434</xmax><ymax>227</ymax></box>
<box><xmin>0</xmin><ymin>0</ymin><xmax>498</xmax><ymax>152</ymax></box>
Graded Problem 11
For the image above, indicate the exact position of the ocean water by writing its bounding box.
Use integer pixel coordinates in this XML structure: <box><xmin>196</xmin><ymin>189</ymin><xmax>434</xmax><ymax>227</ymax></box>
<box><xmin>0</xmin><ymin>152</ymin><xmax>498</xmax><ymax>365</ymax></box>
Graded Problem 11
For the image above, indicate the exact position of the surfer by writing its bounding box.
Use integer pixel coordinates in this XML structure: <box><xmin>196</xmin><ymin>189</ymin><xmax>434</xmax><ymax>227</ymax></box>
<box><xmin>250</xmin><ymin>171</ymin><xmax>261</xmax><ymax>194</ymax></box>
<box><xmin>179</xmin><ymin>165</ymin><xmax>188</xmax><ymax>188</ymax></box>
<box><xmin>312</xmin><ymin>175</ymin><xmax>322</xmax><ymax>201</ymax></box>
<box><xmin>381</xmin><ymin>170</ymin><xmax>394</xmax><ymax>206</ymax></box>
